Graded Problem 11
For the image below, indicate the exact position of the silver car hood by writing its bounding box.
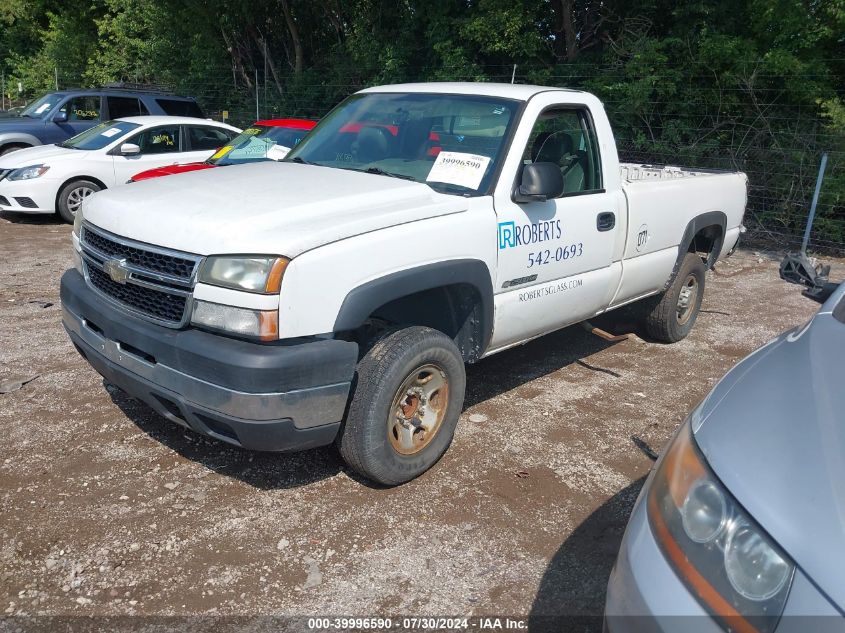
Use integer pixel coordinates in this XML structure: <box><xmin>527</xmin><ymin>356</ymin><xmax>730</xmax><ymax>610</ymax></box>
<box><xmin>694</xmin><ymin>284</ymin><xmax>845</xmax><ymax>610</ymax></box>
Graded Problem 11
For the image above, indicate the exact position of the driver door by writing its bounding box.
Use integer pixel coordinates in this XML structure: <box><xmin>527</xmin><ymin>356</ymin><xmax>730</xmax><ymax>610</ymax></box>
<box><xmin>488</xmin><ymin>101</ymin><xmax>624</xmax><ymax>351</ymax></box>
<box><xmin>112</xmin><ymin>124</ymin><xmax>184</xmax><ymax>183</ymax></box>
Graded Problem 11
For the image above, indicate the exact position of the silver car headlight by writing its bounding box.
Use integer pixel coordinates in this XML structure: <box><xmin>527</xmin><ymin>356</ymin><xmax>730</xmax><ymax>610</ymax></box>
<box><xmin>197</xmin><ymin>255</ymin><xmax>289</xmax><ymax>294</ymax></box>
<box><xmin>8</xmin><ymin>164</ymin><xmax>50</xmax><ymax>180</ymax></box>
<box><xmin>648</xmin><ymin>421</ymin><xmax>794</xmax><ymax>632</ymax></box>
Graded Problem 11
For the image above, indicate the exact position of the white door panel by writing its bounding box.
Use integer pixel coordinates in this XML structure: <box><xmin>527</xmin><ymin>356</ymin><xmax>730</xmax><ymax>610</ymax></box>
<box><xmin>112</xmin><ymin>154</ymin><xmax>184</xmax><ymax>184</ymax></box>
<box><xmin>487</xmin><ymin>264</ymin><xmax>621</xmax><ymax>353</ymax></box>
<box><xmin>489</xmin><ymin>92</ymin><xmax>626</xmax><ymax>348</ymax></box>
<box><xmin>494</xmin><ymin>191</ymin><xmax>619</xmax><ymax>289</ymax></box>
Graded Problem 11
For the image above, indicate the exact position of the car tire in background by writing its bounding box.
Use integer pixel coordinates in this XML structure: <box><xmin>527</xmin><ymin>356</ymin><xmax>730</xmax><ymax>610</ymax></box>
<box><xmin>0</xmin><ymin>144</ymin><xmax>29</xmax><ymax>156</ymax></box>
<box><xmin>337</xmin><ymin>326</ymin><xmax>466</xmax><ymax>486</ymax></box>
<box><xmin>57</xmin><ymin>179</ymin><xmax>101</xmax><ymax>223</ymax></box>
<box><xmin>644</xmin><ymin>252</ymin><xmax>706</xmax><ymax>343</ymax></box>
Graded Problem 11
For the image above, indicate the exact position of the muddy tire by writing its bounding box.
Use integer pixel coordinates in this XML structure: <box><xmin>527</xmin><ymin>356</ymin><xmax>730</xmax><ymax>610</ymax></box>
<box><xmin>644</xmin><ymin>252</ymin><xmax>706</xmax><ymax>343</ymax></box>
<box><xmin>57</xmin><ymin>179</ymin><xmax>100</xmax><ymax>223</ymax></box>
<box><xmin>337</xmin><ymin>326</ymin><xmax>466</xmax><ymax>486</ymax></box>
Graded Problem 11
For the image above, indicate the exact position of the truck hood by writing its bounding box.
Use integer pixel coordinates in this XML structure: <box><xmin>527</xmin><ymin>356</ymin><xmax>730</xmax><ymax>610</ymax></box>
<box><xmin>694</xmin><ymin>287</ymin><xmax>845</xmax><ymax>610</ymax></box>
<box><xmin>0</xmin><ymin>143</ymin><xmax>88</xmax><ymax>169</ymax></box>
<box><xmin>0</xmin><ymin>117</ymin><xmax>44</xmax><ymax>129</ymax></box>
<box><xmin>82</xmin><ymin>161</ymin><xmax>468</xmax><ymax>257</ymax></box>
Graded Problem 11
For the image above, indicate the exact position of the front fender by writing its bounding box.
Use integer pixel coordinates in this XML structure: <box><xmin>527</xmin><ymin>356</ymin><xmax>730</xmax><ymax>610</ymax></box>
<box><xmin>333</xmin><ymin>258</ymin><xmax>495</xmax><ymax>352</ymax></box>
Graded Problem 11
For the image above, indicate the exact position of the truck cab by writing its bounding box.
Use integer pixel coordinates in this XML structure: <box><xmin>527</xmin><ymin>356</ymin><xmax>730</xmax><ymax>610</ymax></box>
<box><xmin>61</xmin><ymin>83</ymin><xmax>746</xmax><ymax>485</ymax></box>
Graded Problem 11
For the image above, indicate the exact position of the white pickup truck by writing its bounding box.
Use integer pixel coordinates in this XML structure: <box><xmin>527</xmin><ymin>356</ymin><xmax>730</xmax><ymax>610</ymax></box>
<box><xmin>61</xmin><ymin>83</ymin><xmax>746</xmax><ymax>485</ymax></box>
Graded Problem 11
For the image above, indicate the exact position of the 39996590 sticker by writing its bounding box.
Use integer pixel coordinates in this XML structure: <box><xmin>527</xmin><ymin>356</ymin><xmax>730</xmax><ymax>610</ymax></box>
<box><xmin>425</xmin><ymin>151</ymin><xmax>491</xmax><ymax>190</ymax></box>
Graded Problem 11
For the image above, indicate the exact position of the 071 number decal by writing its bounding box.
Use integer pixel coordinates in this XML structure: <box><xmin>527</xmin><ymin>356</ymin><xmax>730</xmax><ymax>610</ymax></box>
<box><xmin>527</xmin><ymin>243</ymin><xmax>583</xmax><ymax>268</ymax></box>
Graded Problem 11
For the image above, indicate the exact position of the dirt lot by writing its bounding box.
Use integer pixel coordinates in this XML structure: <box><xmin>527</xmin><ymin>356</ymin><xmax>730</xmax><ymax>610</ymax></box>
<box><xmin>2</xmin><ymin>211</ymin><xmax>842</xmax><ymax>630</ymax></box>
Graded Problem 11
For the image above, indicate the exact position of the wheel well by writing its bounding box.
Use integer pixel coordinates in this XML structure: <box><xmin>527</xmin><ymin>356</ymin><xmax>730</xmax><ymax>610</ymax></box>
<box><xmin>55</xmin><ymin>176</ymin><xmax>107</xmax><ymax>210</ymax></box>
<box><xmin>0</xmin><ymin>142</ymin><xmax>31</xmax><ymax>155</ymax></box>
<box><xmin>687</xmin><ymin>224</ymin><xmax>723</xmax><ymax>266</ymax></box>
<box><xmin>351</xmin><ymin>283</ymin><xmax>487</xmax><ymax>363</ymax></box>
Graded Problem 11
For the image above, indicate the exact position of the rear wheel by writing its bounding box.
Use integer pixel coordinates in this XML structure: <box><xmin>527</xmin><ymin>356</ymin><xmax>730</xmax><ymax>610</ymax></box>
<box><xmin>337</xmin><ymin>326</ymin><xmax>466</xmax><ymax>486</ymax></box>
<box><xmin>57</xmin><ymin>179</ymin><xmax>100</xmax><ymax>223</ymax></box>
<box><xmin>644</xmin><ymin>252</ymin><xmax>706</xmax><ymax>342</ymax></box>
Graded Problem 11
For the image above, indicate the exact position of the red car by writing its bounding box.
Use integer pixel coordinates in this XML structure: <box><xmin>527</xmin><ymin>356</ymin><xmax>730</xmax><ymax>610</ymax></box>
<box><xmin>128</xmin><ymin>118</ymin><xmax>317</xmax><ymax>182</ymax></box>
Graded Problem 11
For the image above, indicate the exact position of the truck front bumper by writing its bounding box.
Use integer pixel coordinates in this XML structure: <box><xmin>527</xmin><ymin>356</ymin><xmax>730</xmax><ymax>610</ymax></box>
<box><xmin>60</xmin><ymin>269</ymin><xmax>358</xmax><ymax>452</ymax></box>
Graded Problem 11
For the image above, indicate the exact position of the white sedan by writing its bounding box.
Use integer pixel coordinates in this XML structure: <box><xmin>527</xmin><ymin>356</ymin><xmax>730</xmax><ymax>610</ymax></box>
<box><xmin>0</xmin><ymin>116</ymin><xmax>240</xmax><ymax>222</ymax></box>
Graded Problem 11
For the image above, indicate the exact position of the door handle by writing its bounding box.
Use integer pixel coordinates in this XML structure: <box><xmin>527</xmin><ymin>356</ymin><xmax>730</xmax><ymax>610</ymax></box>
<box><xmin>597</xmin><ymin>212</ymin><xmax>615</xmax><ymax>231</ymax></box>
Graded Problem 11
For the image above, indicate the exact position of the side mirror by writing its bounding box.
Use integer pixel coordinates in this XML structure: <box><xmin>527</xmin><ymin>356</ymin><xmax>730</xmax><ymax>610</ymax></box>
<box><xmin>513</xmin><ymin>162</ymin><xmax>563</xmax><ymax>203</ymax></box>
<box><xmin>120</xmin><ymin>143</ymin><xmax>141</xmax><ymax>156</ymax></box>
<box><xmin>52</xmin><ymin>111</ymin><xmax>68</xmax><ymax>123</ymax></box>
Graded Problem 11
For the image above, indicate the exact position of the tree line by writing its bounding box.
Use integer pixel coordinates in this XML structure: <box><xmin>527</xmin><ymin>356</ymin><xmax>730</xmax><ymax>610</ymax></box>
<box><xmin>1</xmin><ymin>0</ymin><xmax>843</xmax><ymax>248</ymax></box>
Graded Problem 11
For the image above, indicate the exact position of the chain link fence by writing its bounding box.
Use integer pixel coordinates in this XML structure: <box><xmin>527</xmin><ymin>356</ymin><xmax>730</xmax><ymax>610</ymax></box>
<box><xmin>8</xmin><ymin>62</ymin><xmax>844</xmax><ymax>256</ymax></box>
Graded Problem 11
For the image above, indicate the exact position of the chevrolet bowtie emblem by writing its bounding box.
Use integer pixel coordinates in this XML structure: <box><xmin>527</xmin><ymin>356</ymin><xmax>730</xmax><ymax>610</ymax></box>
<box><xmin>103</xmin><ymin>258</ymin><xmax>130</xmax><ymax>284</ymax></box>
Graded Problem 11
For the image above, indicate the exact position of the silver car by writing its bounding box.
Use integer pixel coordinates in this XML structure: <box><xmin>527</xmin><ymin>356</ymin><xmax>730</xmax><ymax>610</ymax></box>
<box><xmin>605</xmin><ymin>282</ymin><xmax>845</xmax><ymax>632</ymax></box>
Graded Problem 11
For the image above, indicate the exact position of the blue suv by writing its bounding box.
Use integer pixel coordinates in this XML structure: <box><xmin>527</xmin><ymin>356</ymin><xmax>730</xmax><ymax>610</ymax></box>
<box><xmin>0</xmin><ymin>86</ymin><xmax>204</xmax><ymax>156</ymax></box>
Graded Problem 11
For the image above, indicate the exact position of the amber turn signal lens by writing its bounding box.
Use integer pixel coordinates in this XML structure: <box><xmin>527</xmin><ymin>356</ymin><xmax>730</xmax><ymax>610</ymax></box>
<box><xmin>264</xmin><ymin>257</ymin><xmax>290</xmax><ymax>293</ymax></box>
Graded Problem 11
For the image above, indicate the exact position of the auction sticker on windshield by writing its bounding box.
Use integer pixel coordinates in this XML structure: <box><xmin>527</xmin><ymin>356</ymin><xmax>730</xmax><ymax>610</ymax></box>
<box><xmin>211</xmin><ymin>146</ymin><xmax>233</xmax><ymax>160</ymax></box>
<box><xmin>266</xmin><ymin>145</ymin><xmax>291</xmax><ymax>161</ymax></box>
<box><xmin>100</xmin><ymin>127</ymin><xmax>122</xmax><ymax>138</ymax></box>
<box><xmin>426</xmin><ymin>151</ymin><xmax>490</xmax><ymax>190</ymax></box>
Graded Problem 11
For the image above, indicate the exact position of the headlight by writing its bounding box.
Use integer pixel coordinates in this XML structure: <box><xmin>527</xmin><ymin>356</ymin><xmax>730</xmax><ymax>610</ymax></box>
<box><xmin>648</xmin><ymin>421</ymin><xmax>794</xmax><ymax>632</ymax></box>
<box><xmin>8</xmin><ymin>164</ymin><xmax>49</xmax><ymax>180</ymax></box>
<box><xmin>197</xmin><ymin>256</ymin><xmax>289</xmax><ymax>294</ymax></box>
<box><xmin>191</xmin><ymin>300</ymin><xmax>278</xmax><ymax>341</ymax></box>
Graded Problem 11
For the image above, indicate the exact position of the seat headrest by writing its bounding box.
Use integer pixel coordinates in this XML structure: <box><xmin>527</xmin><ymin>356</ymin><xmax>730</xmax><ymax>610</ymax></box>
<box><xmin>531</xmin><ymin>131</ymin><xmax>574</xmax><ymax>163</ymax></box>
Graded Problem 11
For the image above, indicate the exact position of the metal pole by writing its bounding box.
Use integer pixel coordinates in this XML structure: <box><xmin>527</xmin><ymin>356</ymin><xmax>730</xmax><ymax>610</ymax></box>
<box><xmin>801</xmin><ymin>153</ymin><xmax>828</xmax><ymax>254</ymax></box>
<box><xmin>511</xmin><ymin>64</ymin><xmax>517</xmax><ymax>84</ymax></box>
<box><xmin>255</xmin><ymin>68</ymin><xmax>259</xmax><ymax>121</ymax></box>
<box><xmin>1</xmin><ymin>72</ymin><xmax>4</xmax><ymax>111</ymax></box>
<box><xmin>55</xmin><ymin>67</ymin><xmax>59</xmax><ymax>90</ymax></box>
<box><xmin>263</xmin><ymin>39</ymin><xmax>268</xmax><ymax>119</ymax></box>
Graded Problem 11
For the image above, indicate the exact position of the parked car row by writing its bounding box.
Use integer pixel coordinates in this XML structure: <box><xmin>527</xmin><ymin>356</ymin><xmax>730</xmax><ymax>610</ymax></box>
<box><xmin>0</xmin><ymin>102</ymin><xmax>318</xmax><ymax>221</ymax></box>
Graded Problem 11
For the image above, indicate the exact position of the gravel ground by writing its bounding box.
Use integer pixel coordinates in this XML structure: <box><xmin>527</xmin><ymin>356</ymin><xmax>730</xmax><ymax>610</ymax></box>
<box><xmin>1</xmin><ymin>210</ymin><xmax>842</xmax><ymax>631</ymax></box>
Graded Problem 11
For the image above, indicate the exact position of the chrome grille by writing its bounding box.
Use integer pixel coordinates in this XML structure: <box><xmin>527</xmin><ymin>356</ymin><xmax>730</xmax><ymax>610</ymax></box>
<box><xmin>79</xmin><ymin>223</ymin><xmax>201</xmax><ymax>327</ymax></box>
<box><xmin>81</xmin><ymin>226</ymin><xmax>196</xmax><ymax>281</ymax></box>
<box><xmin>87</xmin><ymin>266</ymin><xmax>187</xmax><ymax>323</ymax></box>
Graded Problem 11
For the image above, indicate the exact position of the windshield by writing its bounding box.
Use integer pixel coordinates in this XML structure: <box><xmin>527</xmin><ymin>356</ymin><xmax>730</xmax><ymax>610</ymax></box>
<box><xmin>210</xmin><ymin>125</ymin><xmax>312</xmax><ymax>166</ymax></box>
<box><xmin>60</xmin><ymin>120</ymin><xmax>141</xmax><ymax>150</ymax></box>
<box><xmin>20</xmin><ymin>93</ymin><xmax>65</xmax><ymax>118</ymax></box>
<box><xmin>285</xmin><ymin>93</ymin><xmax>519</xmax><ymax>195</ymax></box>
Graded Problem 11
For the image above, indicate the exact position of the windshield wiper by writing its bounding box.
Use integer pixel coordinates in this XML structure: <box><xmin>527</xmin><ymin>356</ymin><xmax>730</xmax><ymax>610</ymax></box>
<box><xmin>360</xmin><ymin>167</ymin><xmax>417</xmax><ymax>181</ymax></box>
<box><xmin>288</xmin><ymin>156</ymin><xmax>316</xmax><ymax>165</ymax></box>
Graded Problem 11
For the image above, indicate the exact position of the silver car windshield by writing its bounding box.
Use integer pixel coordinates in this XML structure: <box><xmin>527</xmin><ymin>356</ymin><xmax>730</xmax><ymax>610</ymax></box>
<box><xmin>284</xmin><ymin>92</ymin><xmax>519</xmax><ymax>195</ymax></box>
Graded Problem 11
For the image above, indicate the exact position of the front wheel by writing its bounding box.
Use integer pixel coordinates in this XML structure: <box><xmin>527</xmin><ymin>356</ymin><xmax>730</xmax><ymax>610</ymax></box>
<box><xmin>57</xmin><ymin>179</ymin><xmax>101</xmax><ymax>223</ymax></box>
<box><xmin>337</xmin><ymin>326</ymin><xmax>466</xmax><ymax>486</ymax></box>
<box><xmin>644</xmin><ymin>252</ymin><xmax>706</xmax><ymax>343</ymax></box>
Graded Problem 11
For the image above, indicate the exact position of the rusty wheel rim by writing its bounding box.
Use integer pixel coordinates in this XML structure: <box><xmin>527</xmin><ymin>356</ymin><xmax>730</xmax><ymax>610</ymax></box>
<box><xmin>388</xmin><ymin>364</ymin><xmax>449</xmax><ymax>455</ymax></box>
<box><xmin>676</xmin><ymin>274</ymin><xmax>699</xmax><ymax>326</ymax></box>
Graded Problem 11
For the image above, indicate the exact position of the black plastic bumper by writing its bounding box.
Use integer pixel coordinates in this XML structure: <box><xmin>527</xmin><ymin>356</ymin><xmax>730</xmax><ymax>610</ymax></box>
<box><xmin>60</xmin><ymin>269</ymin><xmax>358</xmax><ymax>452</ymax></box>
